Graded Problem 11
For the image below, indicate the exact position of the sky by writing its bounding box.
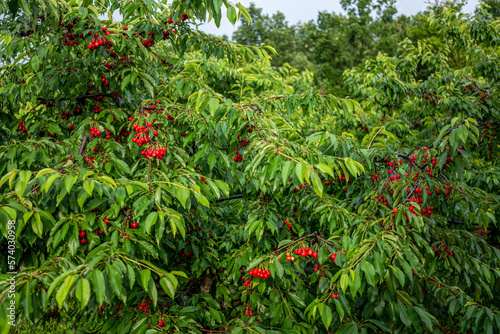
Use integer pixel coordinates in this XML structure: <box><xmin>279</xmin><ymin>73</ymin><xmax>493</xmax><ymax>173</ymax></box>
<box><xmin>198</xmin><ymin>0</ymin><xmax>481</xmax><ymax>38</ymax></box>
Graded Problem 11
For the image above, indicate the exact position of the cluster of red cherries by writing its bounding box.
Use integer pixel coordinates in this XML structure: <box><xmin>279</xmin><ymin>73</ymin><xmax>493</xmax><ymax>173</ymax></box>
<box><xmin>46</xmin><ymin>306</ymin><xmax>59</xmax><ymax>319</ymax></box>
<box><xmin>132</xmin><ymin>122</ymin><xmax>153</xmax><ymax>146</ymax></box>
<box><xmin>358</xmin><ymin>122</ymin><xmax>370</xmax><ymax>133</ymax></box>
<box><xmin>79</xmin><ymin>228</ymin><xmax>87</xmax><ymax>245</ymax></box>
<box><xmin>433</xmin><ymin>243</ymin><xmax>454</xmax><ymax>259</ymax></box>
<box><xmin>141</xmin><ymin>147</ymin><xmax>167</xmax><ymax>160</ymax></box>
<box><xmin>180</xmin><ymin>250</ymin><xmax>194</xmax><ymax>259</ymax></box>
<box><xmin>89</xmin><ymin>127</ymin><xmax>102</xmax><ymax>137</ymax></box>
<box><xmin>421</xmin><ymin>89</ymin><xmax>441</xmax><ymax>105</ymax></box>
<box><xmin>87</xmin><ymin>34</ymin><xmax>112</xmax><ymax>50</ymax></box>
<box><xmin>18</xmin><ymin>121</ymin><xmax>27</xmax><ymax>134</ymax></box>
<box><xmin>100</xmin><ymin>74</ymin><xmax>110</xmax><ymax>88</ymax></box>
<box><xmin>244</xmin><ymin>306</ymin><xmax>254</xmax><ymax>316</ymax></box>
<box><xmin>421</xmin><ymin>206</ymin><xmax>435</xmax><ymax>217</ymax></box>
<box><xmin>233</xmin><ymin>149</ymin><xmax>244</xmax><ymax>162</ymax></box>
<box><xmin>138</xmin><ymin>300</ymin><xmax>153</xmax><ymax>314</ymax></box>
<box><xmin>248</xmin><ymin>268</ymin><xmax>271</xmax><ymax>280</ymax></box>
<box><xmin>283</xmin><ymin>220</ymin><xmax>293</xmax><ymax>232</ymax></box>
<box><xmin>294</xmin><ymin>247</ymin><xmax>318</xmax><ymax>259</ymax></box>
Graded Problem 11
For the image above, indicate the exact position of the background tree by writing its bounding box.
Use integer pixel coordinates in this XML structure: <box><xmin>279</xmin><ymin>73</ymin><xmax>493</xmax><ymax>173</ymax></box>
<box><xmin>232</xmin><ymin>3</ymin><xmax>311</xmax><ymax>70</ymax></box>
<box><xmin>0</xmin><ymin>1</ymin><xmax>500</xmax><ymax>334</ymax></box>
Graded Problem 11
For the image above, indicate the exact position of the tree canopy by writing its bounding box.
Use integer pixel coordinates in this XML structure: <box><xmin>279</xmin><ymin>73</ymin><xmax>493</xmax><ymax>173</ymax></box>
<box><xmin>0</xmin><ymin>0</ymin><xmax>499</xmax><ymax>333</ymax></box>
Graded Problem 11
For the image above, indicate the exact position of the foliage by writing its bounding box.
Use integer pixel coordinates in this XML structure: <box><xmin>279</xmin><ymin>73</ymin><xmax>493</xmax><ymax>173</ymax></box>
<box><xmin>232</xmin><ymin>0</ymin><xmax>414</xmax><ymax>95</ymax></box>
<box><xmin>0</xmin><ymin>1</ymin><xmax>500</xmax><ymax>334</ymax></box>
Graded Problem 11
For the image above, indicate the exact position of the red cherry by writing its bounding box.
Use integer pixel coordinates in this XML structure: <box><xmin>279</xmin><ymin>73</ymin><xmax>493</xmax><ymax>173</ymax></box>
<box><xmin>124</xmin><ymin>26</ymin><xmax>128</xmax><ymax>30</ymax></box>
<box><xmin>80</xmin><ymin>238</ymin><xmax>87</xmax><ymax>245</ymax></box>
<box><xmin>79</xmin><ymin>230</ymin><xmax>86</xmax><ymax>238</ymax></box>
<box><xmin>131</xmin><ymin>222</ymin><xmax>138</xmax><ymax>229</ymax></box>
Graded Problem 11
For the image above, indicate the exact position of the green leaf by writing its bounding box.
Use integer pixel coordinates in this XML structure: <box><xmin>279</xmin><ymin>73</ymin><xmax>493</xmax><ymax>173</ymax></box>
<box><xmin>367</xmin><ymin>319</ymin><xmax>392</xmax><ymax>333</ymax></box>
<box><xmin>148</xmin><ymin>278</ymin><xmax>158</xmax><ymax>307</ymax></box>
<box><xmin>390</xmin><ymin>265</ymin><xmax>405</xmax><ymax>287</ymax></box>
<box><xmin>144</xmin><ymin>212</ymin><xmax>158</xmax><ymax>234</ymax></box>
<box><xmin>141</xmin><ymin>269</ymin><xmax>151</xmax><ymax>292</ymax></box>
<box><xmin>340</xmin><ymin>273</ymin><xmax>349</xmax><ymax>292</ymax></box>
<box><xmin>1</xmin><ymin>206</ymin><xmax>16</xmax><ymax>220</ymax></box>
<box><xmin>311</xmin><ymin>171</ymin><xmax>324</xmax><ymax>198</ymax></box>
<box><xmin>295</xmin><ymin>163</ymin><xmax>306</xmax><ymax>184</ymax></box>
<box><xmin>133</xmin><ymin>196</ymin><xmax>151</xmax><ymax>218</ymax></box>
<box><xmin>175</xmin><ymin>186</ymin><xmax>189</xmax><ymax>208</ymax></box>
<box><xmin>64</xmin><ymin>174</ymin><xmax>77</xmax><ymax>193</ymax></box>
<box><xmin>213</xmin><ymin>0</ymin><xmax>223</xmax><ymax>14</ymax></box>
<box><xmin>414</xmin><ymin>306</ymin><xmax>434</xmax><ymax>331</ymax></box>
<box><xmin>193</xmin><ymin>191</ymin><xmax>210</xmax><ymax>208</ymax></box>
<box><xmin>247</xmin><ymin>256</ymin><xmax>266</xmax><ymax>271</ymax></box>
<box><xmin>322</xmin><ymin>304</ymin><xmax>333</xmax><ymax>329</ymax></box>
<box><xmin>170</xmin><ymin>271</ymin><xmax>188</xmax><ymax>278</ymax></box>
<box><xmin>75</xmin><ymin>278</ymin><xmax>91</xmax><ymax>310</ymax></box>
<box><xmin>107</xmin><ymin>264</ymin><xmax>122</xmax><ymax>299</ymax></box>
<box><xmin>46</xmin><ymin>272</ymin><xmax>71</xmax><ymax>302</ymax></box>
<box><xmin>458</xmin><ymin>124</ymin><xmax>468</xmax><ymax>144</ymax></box>
<box><xmin>274</xmin><ymin>260</ymin><xmax>284</xmax><ymax>278</ymax></box>
<box><xmin>449</xmin><ymin>129</ymin><xmax>459</xmax><ymax>153</ymax></box>
<box><xmin>43</xmin><ymin>174</ymin><xmax>60</xmax><ymax>193</ymax></box>
<box><xmin>344</xmin><ymin>158</ymin><xmax>358</xmax><ymax>177</ymax></box>
<box><xmin>113</xmin><ymin>159</ymin><xmax>131</xmax><ymax>175</ymax></box>
<box><xmin>15</xmin><ymin>170</ymin><xmax>31</xmax><ymax>198</ymax></box>
<box><xmin>209</xmin><ymin>98</ymin><xmax>219</xmax><ymax>117</ymax></box>
<box><xmin>56</xmin><ymin>275</ymin><xmax>76</xmax><ymax>308</ymax></box>
<box><xmin>281</xmin><ymin>161</ymin><xmax>293</xmax><ymax>186</ymax></box>
<box><xmin>92</xmin><ymin>270</ymin><xmax>106</xmax><ymax>306</ymax></box>
<box><xmin>83</xmin><ymin>180</ymin><xmax>94</xmax><ymax>196</ymax></box>
<box><xmin>360</xmin><ymin>261</ymin><xmax>376</xmax><ymax>287</ymax></box>
<box><xmin>32</xmin><ymin>213</ymin><xmax>43</xmax><ymax>238</ymax></box>
<box><xmin>127</xmin><ymin>264</ymin><xmax>136</xmax><ymax>288</ymax></box>
<box><xmin>287</xmin><ymin>292</ymin><xmax>306</xmax><ymax>307</ymax></box>
<box><xmin>227</xmin><ymin>6</ymin><xmax>237</xmax><ymax>24</ymax></box>
<box><xmin>115</xmin><ymin>187</ymin><xmax>126</xmax><ymax>206</ymax></box>
<box><xmin>160</xmin><ymin>277</ymin><xmax>175</xmax><ymax>299</ymax></box>
<box><xmin>317</xmin><ymin>163</ymin><xmax>334</xmax><ymax>178</ymax></box>
<box><xmin>334</xmin><ymin>299</ymin><xmax>345</xmax><ymax>321</ymax></box>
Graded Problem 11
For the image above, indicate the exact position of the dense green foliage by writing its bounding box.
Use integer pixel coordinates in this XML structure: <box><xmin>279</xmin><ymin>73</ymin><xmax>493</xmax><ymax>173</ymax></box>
<box><xmin>0</xmin><ymin>0</ymin><xmax>500</xmax><ymax>334</ymax></box>
<box><xmin>231</xmin><ymin>0</ymin><xmax>487</xmax><ymax>95</ymax></box>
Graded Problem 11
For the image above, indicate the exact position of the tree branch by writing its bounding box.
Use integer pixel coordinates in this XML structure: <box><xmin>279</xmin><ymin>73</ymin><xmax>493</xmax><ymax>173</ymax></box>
<box><xmin>77</xmin><ymin>134</ymin><xmax>89</xmax><ymax>156</ymax></box>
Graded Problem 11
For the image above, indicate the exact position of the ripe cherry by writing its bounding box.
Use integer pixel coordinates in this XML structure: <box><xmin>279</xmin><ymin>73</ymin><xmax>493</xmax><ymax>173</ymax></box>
<box><xmin>80</xmin><ymin>238</ymin><xmax>87</xmax><ymax>245</ymax></box>
<box><xmin>130</xmin><ymin>222</ymin><xmax>138</xmax><ymax>229</ymax></box>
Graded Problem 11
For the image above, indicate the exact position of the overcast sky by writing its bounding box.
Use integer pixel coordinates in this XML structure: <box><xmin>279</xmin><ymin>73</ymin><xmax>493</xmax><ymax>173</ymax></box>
<box><xmin>198</xmin><ymin>0</ymin><xmax>481</xmax><ymax>38</ymax></box>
